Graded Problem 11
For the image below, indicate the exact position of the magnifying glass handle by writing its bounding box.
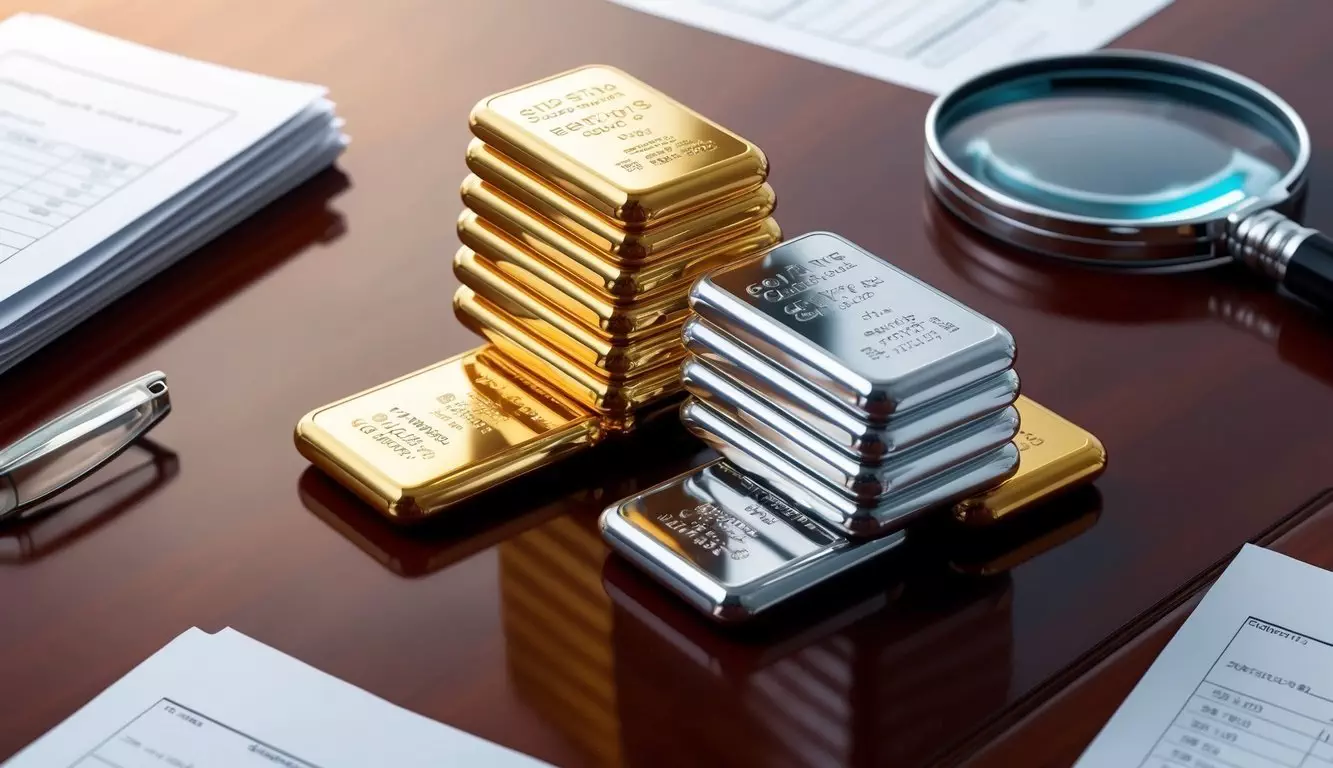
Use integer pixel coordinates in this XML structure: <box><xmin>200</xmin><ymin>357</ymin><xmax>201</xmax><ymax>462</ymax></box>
<box><xmin>1230</xmin><ymin>211</ymin><xmax>1333</xmax><ymax>312</ymax></box>
<box><xmin>1280</xmin><ymin>234</ymin><xmax>1333</xmax><ymax>310</ymax></box>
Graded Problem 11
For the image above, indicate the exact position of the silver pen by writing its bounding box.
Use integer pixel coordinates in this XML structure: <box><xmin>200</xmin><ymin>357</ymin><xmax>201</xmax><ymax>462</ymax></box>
<box><xmin>1</xmin><ymin>372</ymin><xmax>171</xmax><ymax>522</ymax></box>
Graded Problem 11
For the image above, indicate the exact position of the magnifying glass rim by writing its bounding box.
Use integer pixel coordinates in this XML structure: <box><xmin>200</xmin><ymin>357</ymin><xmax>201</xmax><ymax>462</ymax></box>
<box><xmin>924</xmin><ymin>50</ymin><xmax>1312</xmax><ymax>268</ymax></box>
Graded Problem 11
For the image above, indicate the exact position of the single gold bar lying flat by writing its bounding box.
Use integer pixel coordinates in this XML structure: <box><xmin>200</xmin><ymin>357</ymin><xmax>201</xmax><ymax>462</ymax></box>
<box><xmin>294</xmin><ymin>347</ymin><xmax>599</xmax><ymax>523</ymax></box>
<box><xmin>462</xmin><ymin>175</ymin><xmax>781</xmax><ymax>297</ymax></box>
<box><xmin>467</xmin><ymin>140</ymin><xmax>776</xmax><ymax>260</ymax></box>
<box><xmin>953</xmin><ymin>396</ymin><xmax>1106</xmax><ymax>525</ymax></box>
<box><xmin>470</xmin><ymin>65</ymin><xmax>768</xmax><ymax>226</ymax></box>
<box><xmin>453</xmin><ymin>247</ymin><xmax>686</xmax><ymax>376</ymax></box>
<box><xmin>458</xmin><ymin>211</ymin><xmax>691</xmax><ymax>338</ymax></box>
<box><xmin>454</xmin><ymin>287</ymin><xmax>683</xmax><ymax>418</ymax></box>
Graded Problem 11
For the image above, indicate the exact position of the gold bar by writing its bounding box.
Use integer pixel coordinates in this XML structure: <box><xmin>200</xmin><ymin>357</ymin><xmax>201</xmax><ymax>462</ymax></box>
<box><xmin>453</xmin><ymin>247</ymin><xmax>686</xmax><ymax>376</ymax></box>
<box><xmin>953</xmin><ymin>396</ymin><xmax>1107</xmax><ymax>525</ymax></box>
<box><xmin>294</xmin><ymin>347</ymin><xmax>600</xmax><ymax>523</ymax></box>
<box><xmin>454</xmin><ymin>287</ymin><xmax>683</xmax><ymax>418</ymax></box>
<box><xmin>470</xmin><ymin>65</ymin><xmax>767</xmax><ymax>226</ymax></box>
<box><xmin>462</xmin><ymin>175</ymin><xmax>781</xmax><ymax>297</ymax></box>
<box><xmin>467</xmin><ymin>140</ymin><xmax>776</xmax><ymax>260</ymax></box>
<box><xmin>458</xmin><ymin>210</ymin><xmax>691</xmax><ymax>338</ymax></box>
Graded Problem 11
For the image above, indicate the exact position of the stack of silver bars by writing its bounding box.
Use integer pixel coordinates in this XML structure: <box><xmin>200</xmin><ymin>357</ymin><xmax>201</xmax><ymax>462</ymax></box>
<box><xmin>602</xmin><ymin>231</ymin><xmax>1105</xmax><ymax>622</ymax></box>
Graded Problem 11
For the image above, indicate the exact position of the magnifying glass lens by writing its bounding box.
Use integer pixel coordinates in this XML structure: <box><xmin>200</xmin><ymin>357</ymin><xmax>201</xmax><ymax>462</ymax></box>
<box><xmin>937</xmin><ymin>81</ymin><xmax>1299</xmax><ymax>222</ymax></box>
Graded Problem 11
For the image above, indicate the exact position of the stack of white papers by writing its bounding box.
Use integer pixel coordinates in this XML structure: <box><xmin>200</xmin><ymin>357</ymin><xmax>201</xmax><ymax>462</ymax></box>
<box><xmin>0</xmin><ymin>14</ymin><xmax>347</xmax><ymax>374</ymax></box>
<box><xmin>6</xmin><ymin>627</ymin><xmax>547</xmax><ymax>767</ymax></box>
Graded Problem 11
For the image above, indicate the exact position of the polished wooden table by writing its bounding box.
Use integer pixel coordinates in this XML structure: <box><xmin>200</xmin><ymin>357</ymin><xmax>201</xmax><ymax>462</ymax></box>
<box><xmin>4</xmin><ymin>0</ymin><xmax>1333</xmax><ymax>765</ymax></box>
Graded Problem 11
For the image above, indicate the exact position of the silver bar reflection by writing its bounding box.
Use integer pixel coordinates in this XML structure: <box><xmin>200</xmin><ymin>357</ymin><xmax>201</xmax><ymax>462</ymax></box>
<box><xmin>687</xmin><ymin>232</ymin><xmax>1016</xmax><ymax>417</ymax></box>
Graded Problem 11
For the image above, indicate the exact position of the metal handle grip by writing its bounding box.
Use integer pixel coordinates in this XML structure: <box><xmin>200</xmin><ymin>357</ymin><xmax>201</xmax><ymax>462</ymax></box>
<box><xmin>1227</xmin><ymin>209</ymin><xmax>1333</xmax><ymax>311</ymax></box>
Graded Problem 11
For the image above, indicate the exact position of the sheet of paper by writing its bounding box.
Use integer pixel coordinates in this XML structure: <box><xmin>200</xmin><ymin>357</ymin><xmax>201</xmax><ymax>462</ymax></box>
<box><xmin>607</xmin><ymin>0</ymin><xmax>1175</xmax><ymax>94</ymax></box>
<box><xmin>0</xmin><ymin>13</ymin><xmax>326</xmax><ymax>304</ymax></box>
<box><xmin>4</xmin><ymin>627</ymin><xmax>547</xmax><ymax>768</ymax></box>
<box><xmin>1077</xmin><ymin>545</ymin><xmax>1333</xmax><ymax>767</ymax></box>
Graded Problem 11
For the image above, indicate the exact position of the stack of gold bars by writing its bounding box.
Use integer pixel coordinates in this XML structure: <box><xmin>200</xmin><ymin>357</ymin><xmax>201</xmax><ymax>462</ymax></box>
<box><xmin>454</xmin><ymin>65</ymin><xmax>780</xmax><ymax>433</ymax></box>
<box><xmin>295</xmin><ymin>66</ymin><xmax>779</xmax><ymax>521</ymax></box>
<box><xmin>601</xmin><ymin>232</ymin><xmax>1108</xmax><ymax>622</ymax></box>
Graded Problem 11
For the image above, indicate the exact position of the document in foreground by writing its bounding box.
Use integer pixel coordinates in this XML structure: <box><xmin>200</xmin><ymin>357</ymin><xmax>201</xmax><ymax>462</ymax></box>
<box><xmin>606</xmin><ymin>0</ymin><xmax>1174</xmax><ymax>94</ymax></box>
<box><xmin>4</xmin><ymin>628</ymin><xmax>546</xmax><ymax>767</ymax></box>
<box><xmin>1077</xmin><ymin>545</ymin><xmax>1333</xmax><ymax>767</ymax></box>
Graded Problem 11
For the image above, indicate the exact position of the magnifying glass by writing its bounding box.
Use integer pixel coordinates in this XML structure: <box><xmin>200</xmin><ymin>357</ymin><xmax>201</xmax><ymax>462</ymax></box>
<box><xmin>925</xmin><ymin>51</ymin><xmax>1333</xmax><ymax>311</ymax></box>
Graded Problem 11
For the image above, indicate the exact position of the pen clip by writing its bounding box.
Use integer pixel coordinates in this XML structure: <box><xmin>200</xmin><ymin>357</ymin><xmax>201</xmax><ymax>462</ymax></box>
<box><xmin>0</xmin><ymin>372</ymin><xmax>171</xmax><ymax>523</ymax></box>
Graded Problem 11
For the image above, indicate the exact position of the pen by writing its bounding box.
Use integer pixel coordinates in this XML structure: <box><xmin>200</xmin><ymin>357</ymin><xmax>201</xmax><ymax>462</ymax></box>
<box><xmin>0</xmin><ymin>372</ymin><xmax>171</xmax><ymax>522</ymax></box>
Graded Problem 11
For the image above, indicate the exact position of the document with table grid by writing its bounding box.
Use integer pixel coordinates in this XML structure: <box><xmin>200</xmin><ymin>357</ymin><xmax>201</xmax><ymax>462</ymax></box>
<box><xmin>0</xmin><ymin>14</ymin><xmax>346</xmax><ymax>375</ymax></box>
<box><xmin>607</xmin><ymin>0</ymin><xmax>1174</xmax><ymax>93</ymax></box>
<box><xmin>1077</xmin><ymin>545</ymin><xmax>1333</xmax><ymax>768</ymax></box>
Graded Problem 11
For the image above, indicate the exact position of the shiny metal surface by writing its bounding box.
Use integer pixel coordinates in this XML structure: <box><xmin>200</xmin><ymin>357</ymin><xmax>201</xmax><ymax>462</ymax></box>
<box><xmin>689</xmin><ymin>232</ymin><xmax>1015</xmax><ymax>417</ymax></box>
<box><xmin>954</xmin><ymin>396</ymin><xmax>1107</xmax><ymax>525</ymax></box>
<box><xmin>295</xmin><ymin>347</ymin><xmax>600</xmax><ymax>522</ymax></box>
<box><xmin>453</xmin><ymin>247</ymin><xmax>685</xmax><ymax>376</ymax></box>
<box><xmin>462</xmin><ymin>176</ymin><xmax>780</xmax><ymax>297</ymax></box>
<box><xmin>458</xmin><ymin>211</ymin><xmax>694</xmax><ymax>339</ymax></box>
<box><xmin>599</xmin><ymin>458</ymin><xmax>905</xmax><ymax>622</ymax></box>
<box><xmin>470</xmin><ymin>65</ymin><xmax>768</xmax><ymax>226</ymax></box>
<box><xmin>466</xmin><ymin>141</ymin><xmax>776</xmax><ymax>261</ymax></box>
<box><xmin>682</xmin><ymin>317</ymin><xmax>1020</xmax><ymax>458</ymax></box>
<box><xmin>454</xmin><ymin>288</ymin><xmax>683</xmax><ymax>419</ymax></box>
<box><xmin>0</xmin><ymin>371</ymin><xmax>171</xmax><ymax>523</ymax></box>
<box><xmin>683</xmin><ymin>357</ymin><xmax>1019</xmax><ymax>501</ymax></box>
<box><xmin>681</xmin><ymin>398</ymin><xmax>1020</xmax><ymax>537</ymax></box>
<box><xmin>924</xmin><ymin>51</ymin><xmax>1311</xmax><ymax>269</ymax></box>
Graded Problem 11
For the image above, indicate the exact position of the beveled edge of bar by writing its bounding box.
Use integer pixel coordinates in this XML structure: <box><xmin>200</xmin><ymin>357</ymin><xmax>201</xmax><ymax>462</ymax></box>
<box><xmin>599</xmin><ymin>458</ymin><xmax>906</xmax><ymax>622</ymax></box>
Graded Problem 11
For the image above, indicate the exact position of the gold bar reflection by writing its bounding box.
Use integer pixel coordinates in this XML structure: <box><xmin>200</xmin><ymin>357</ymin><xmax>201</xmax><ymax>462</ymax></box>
<box><xmin>500</xmin><ymin>513</ymin><xmax>620</xmax><ymax>767</ymax></box>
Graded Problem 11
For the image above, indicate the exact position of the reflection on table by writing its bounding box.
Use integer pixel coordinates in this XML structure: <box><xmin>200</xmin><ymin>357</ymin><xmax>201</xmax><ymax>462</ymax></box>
<box><xmin>0</xmin><ymin>439</ymin><xmax>178</xmax><ymax>564</ymax></box>
<box><xmin>498</xmin><ymin>474</ymin><xmax>1100</xmax><ymax>767</ymax></box>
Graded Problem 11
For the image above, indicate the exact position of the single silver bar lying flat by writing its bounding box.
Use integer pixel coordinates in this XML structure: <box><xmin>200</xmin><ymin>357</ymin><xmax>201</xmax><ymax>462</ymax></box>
<box><xmin>599</xmin><ymin>458</ymin><xmax>904</xmax><ymax>623</ymax></box>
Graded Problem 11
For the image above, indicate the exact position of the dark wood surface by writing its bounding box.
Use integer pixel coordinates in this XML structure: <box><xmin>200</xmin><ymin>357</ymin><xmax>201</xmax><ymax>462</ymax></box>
<box><xmin>3</xmin><ymin>0</ymin><xmax>1333</xmax><ymax>765</ymax></box>
<box><xmin>968</xmin><ymin>491</ymin><xmax>1333</xmax><ymax>767</ymax></box>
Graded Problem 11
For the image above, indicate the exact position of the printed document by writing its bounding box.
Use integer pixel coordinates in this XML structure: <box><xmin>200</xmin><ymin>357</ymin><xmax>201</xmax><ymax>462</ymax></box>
<box><xmin>0</xmin><ymin>14</ymin><xmax>346</xmax><ymax>374</ymax></box>
<box><xmin>4</xmin><ymin>627</ymin><xmax>546</xmax><ymax>767</ymax></box>
<box><xmin>607</xmin><ymin>0</ymin><xmax>1175</xmax><ymax>93</ymax></box>
<box><xmin>1077</xmin><ymin>545</ymin><xmax>1333</xmax><ymax>767</ymax></box>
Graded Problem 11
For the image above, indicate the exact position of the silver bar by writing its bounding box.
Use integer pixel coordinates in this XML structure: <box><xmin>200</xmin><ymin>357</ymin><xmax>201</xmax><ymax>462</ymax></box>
<box><xmin>683</xmin><ymin>357</ymin><xmax>1019</xmax><ymax>501</ymax></box>
<box><xmin>683</xmin><ymin>315</ymin><xmax>1020</xmax><ymax>458</ymax></box>
<box><xmin>0</xmin><ymin>372</ymin><xmax>171</xmax><ymax>523</ymax></box>
<box><xmin>681</xmin><ymin>398</ymin><xmax>1019</xmax><ymax>537</ymax></box>
<box><xmin>599</xmin><ymin>458</ymin><xmax>905</xmax><ymax>623</ymax></box>
<box><xmin>688</xmin><ymin>231</ymin><xmax>1015</xmax><ymax>417</ymax></box>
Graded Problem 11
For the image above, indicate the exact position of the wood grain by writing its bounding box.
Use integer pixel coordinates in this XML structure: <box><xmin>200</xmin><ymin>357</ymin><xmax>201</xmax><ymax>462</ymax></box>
<box><xmin>3</xmin><ymin>0</ymin><xmax>1333</xmax><ymax>764</ymax></box>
